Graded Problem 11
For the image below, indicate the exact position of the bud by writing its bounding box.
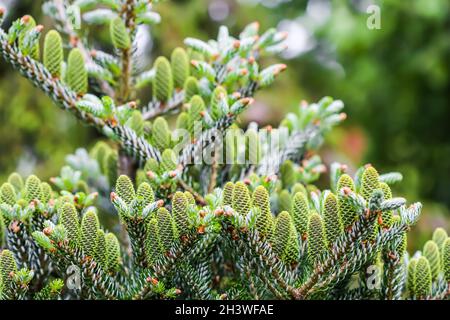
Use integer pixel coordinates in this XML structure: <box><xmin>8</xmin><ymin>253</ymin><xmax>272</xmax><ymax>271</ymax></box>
<box><xmin>146</xmin><ymin>170</ymin><xmax>156</xmax><ymax>180</ymax></box>
<box><xmin>169</xmin><ymin>170</ymin><xmax>177</xmax><ymax>178</ymax></box>
<box><xmin>231</xmin><ymin>92</ymin><xmax>241</xmax><ymax>99</ymax></box>
<box><xmin>197</xmin><ymin>225</ymin><xmax>205</xmax><ymax>234</ymax></box>
<box><xmin>342</xmin><ymin>187</ymin><xmax>352</xmax><ymax>196</ymax></box>
<box><xmin>110</xmin><ymin>192</ymin><xmax>118</xmax><ymax>201</ymax></box>
<box><xmin>129</xmin><ymin>101</ymin><xmax>137</xmax><ymax>109</ymax></box>
<box><xmin>43</xmin><ymin>227</ymin><xmax>53</xmax><ymax>236</ymax></box>
<box><xmin>69</xmin><ymin>35</ymin><xmax>79</xmax><ymax>46</ymax></box>
<box><xmin>21</xmin><ymin>15</ymin><xmax>31</xmax><ymax>24</ymax></box>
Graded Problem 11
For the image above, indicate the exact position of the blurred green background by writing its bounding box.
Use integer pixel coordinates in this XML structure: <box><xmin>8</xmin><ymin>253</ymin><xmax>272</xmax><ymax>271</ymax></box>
<box><xmin>0</xmin><ymin>0</ymin><xmax>448</xmax><ymax>250</ymax></box>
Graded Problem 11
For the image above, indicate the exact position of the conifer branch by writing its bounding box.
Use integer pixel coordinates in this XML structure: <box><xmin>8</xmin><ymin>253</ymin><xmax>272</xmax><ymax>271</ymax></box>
<box><xmin>141</xmin><ymin>90</ymin><xmax>185</xmax><ymax>120</ymax></box>
<box><xmin>0</xmin><ymin>29</ymin><xmax>161</xmax><ymax>165</ymax></box>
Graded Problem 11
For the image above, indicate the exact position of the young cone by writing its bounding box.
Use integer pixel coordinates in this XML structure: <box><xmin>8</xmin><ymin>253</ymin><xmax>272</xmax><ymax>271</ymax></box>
<box><xmin>414</xmin><ymin>256</ymin><xmax>432</xmax><ymax>299</ymax></box>
<box><xmin>43</xmin><ymin>30</ymin><xmax>63</xmax><ymax>78</ymax></box>
<box><xmin>232</xmin><ymin>182</ymin><xmax>252</xmax><ymax>217</ymax></box>
<box><xmin>307</xmin><ymin>212</ymin><xmax>326</xmax><ymax>265</ymax></box>
<box><xmin>171</xmin><ymin>47</ymin><xmax>190</xmax><ymax>89</ymax></box>
<box><xmin>66</xmin><ymin>48</ymin><xmax>88</xmax><ymax>95</ymax></box>
<box><xmin>152</xmin><ymin>57</ymin><xmax>173</xmax><ymax>102</ymax></box>
<box><xmin>81</xmin><ymin>210</ymin><xmax>100</xmax><ymax>257</ymax></box>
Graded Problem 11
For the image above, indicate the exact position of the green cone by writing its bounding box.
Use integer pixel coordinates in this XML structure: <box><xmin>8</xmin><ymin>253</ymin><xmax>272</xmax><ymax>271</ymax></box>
<box><xmin>291</xmin><ymin>192</ymin><xmax>310</xmax><ymax>238</ymax></box>
<box><xmin>443</xmin><ymin>238</ymin><xmax>450</xmax><ymax>282</ymax></box>
<box><xmin>145</xmin><ymin>218</ymin><xmax>162</xmax><ymax>265</ymax></box>
<box><xmin>115</xmin><ymin>175</ymin><xmax>135</xmax><ymax>205</ymax></box>
<box><xmin>307</xmin><ymin>212</ymin><xmax>326</xmax><ymax>265</ymax></box>
<box><xmin>0</xmin><ymin>183</ymin><xmax>16</xmax><ymax>206</ymax></box>
<box><xmin>360</xmin><ymin>166</ymin><xmax>380</xmax><ymax>202</ymax></box>
<box><xmin>171</xmin><ymin>47</ymin><xmax>190</xmax><ymax>89</ymax></box>
<box><xmin>136</xmin><ymin>182</ymin><xmax>155</xmax><ymax>206</ymax></box>
<box><xmin>105</xmin><ymin>233</ymin><xmax>121</xmax><ymax>272</ymax></box>
<box><xmin>43</xmin><ymin>30</ymin><xmax>63</xmax><ymax>78</ymax></box>
<box><xmin>152</xmin><ymin>117</ymin><xmax>171</xmax><ymax>152</ymax></box>
<box><xmin>222</xmin><ymin>182</ymin><xmax>234</xmax><ymax>206</ymax></box>
<box><xmin>81</xmin><ymin>210</ymin><xmax>100</xmax><ymax>257</ymax></box>
<box><xmin>407</xmin><ymin>258</ymin><xmax>417</xmax><ymax>297</ymax></box>
<box><xmin>280</xmin><ymin>160</ymin><xmax>296</xmax><ymax>190</ymax></box>
<box><xmin>278</xmin><ymin>189</ymin><xmax>292</xmax><ymax>213</ymax></box>
<box><xmin>156</xmin><ymin>207</ymin><xmax>176</xmax><ymax>252</ymax></box>
<box><xmin>232</xmin><ymin>182</ymin><xmax>251</xmax><ymax>216</ymax></box>
<box><xmin>187</xmin><ymin>95</ymin><xmax>205</xmax><ymax>135</ymax></box>
<box><xmin>66</xmin><ymin>48</ymin><xmax>88</xmax><ymax>95</ymax></box>
<box><xmin>40</xmin><ymin>182</ymin><xmax>52</xmax><ymax>204</ymax></box>
<box><xmin>110</xmin><ymin>17</ymin><xmax>130</xmax><ymax>50</ymax></box>
<box><xmin>252</xmin><ymin>186</ymin><xmax>273</xmax><ymax>236</ymax></box>
<box><xmin>337</xmin><ymin>174</ymin><xmax>357</xmax><ymax>229</ymax></box>
<box><xmin>422</xmin><ymin>240</ymin><xmax>441</xmax><ymax>280</ymax></box>
<box><xmin>160</xmin><ymin>149</ymin><xmax>178</xmax><ymax>172</ymax></box>
<box><xmin>172</xmin><ymin>192</ymin><xmax>189</xmax><ymax>236</ymax></box>
<box><xmin>152</xmin><ymin>56</ymin><xmax>173</xmax><ymax>102</ymax></box>
<box><xmin>95</xmin><ymin>229</ymin><xmax>107</xmax><ymax>269</ymax></box>
<box><xmin>7</xmin><ymin>173</ymin><xmax>23</xmax><ymax>193</ymax></box>
<box><xmin>25</xmin><ymin>175</ymin><xmax>42</xmax><ymax>203</ymax></box>
<box><xmin>414</xmin><ymin>256</ymin><xmax>432</xmax><ymax>298</ymax></box>
<box><xmin>183</xmin><ymin>76</ymin><xmax>199</xmax><ymax>103</ymax></box>
<box><xmin>323</xmin><ymin>193</ymin><xmax>343</xmax><ymax>245</ymax></box>
<box><xmin>380</xmin><ymin>182</ymin><xmax>393</xmax><ymax>227</ymax></box>
<box><xmin>0</xmin><ymin>250</ymin><xmax>17</xmax><ymax>293</ymax></box>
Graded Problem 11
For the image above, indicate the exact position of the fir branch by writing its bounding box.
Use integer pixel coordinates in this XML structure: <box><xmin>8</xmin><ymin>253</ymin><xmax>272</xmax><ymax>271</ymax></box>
<box><xmin>235</xmin><ymin>227</ymin><xmax>297</xmax><ymax>298</ymax></box>
<box><xmin>0</xmin><ymin>29</ymin><xmax>161</xmax><ymax>165</ymax></box>
<box><xmin>178</xmin><ymin>98</ymin><xmax>253</xmax><ymax>168</ymax></box>
<box><xmin>382</xmin><ymin>252</ymin><xmax>405</xmax><ymax>300</ymax></box>
<box><xmin>141</xmin><ymin>90</ymin><xmax>185</xmax><ymax>120</ymax></box>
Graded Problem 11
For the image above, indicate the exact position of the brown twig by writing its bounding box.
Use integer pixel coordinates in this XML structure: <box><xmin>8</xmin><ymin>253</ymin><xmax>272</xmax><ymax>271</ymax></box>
<box><xmin>119</xmin><ymin>47</ymin><xmax>132</xmax><ymax>102</ymax></box>
<box><xmin>118</xmin><ymin>0</ymin><xmax>137</xmax><ymax>103</ymax></box>
<box><xmin>208</xmin><ymin>152</ymin><xmax>219</xmax><ymax>194</ymax></box>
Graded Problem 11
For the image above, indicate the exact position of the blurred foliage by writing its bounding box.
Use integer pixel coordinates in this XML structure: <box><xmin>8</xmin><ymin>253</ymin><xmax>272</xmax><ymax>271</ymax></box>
<box><xmin>0</xmin><ymin>0</ymin><xmax>448</xmax><ymax>249</ymax></box>
<box><xmin>0</xmin><ymin>76</ymin><xmax>94</xmax><ymax>178</ymax></box>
